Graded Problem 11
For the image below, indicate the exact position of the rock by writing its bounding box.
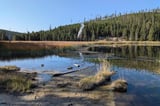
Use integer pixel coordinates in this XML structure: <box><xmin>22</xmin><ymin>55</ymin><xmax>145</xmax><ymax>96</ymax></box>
<box><xmin>67</xmin><ymin>67</ymin><xmax>73</xmax><ymax>70</ymax></box>
<box><xmin>110</xmin><ymin>79</ymin><xmax>128</xmax><ymax>92</ymax></box>
<box><xmin>41</xmin><ymin>64</ymin><xmax>44</xmax><ymax>67</ymax></box>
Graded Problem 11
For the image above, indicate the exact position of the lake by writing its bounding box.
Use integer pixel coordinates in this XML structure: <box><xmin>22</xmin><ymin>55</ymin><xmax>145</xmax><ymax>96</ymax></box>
<box><xmin>0</xmin><ymin>43</ymin><xmax>160</xmax><ymax>106</ymax></box>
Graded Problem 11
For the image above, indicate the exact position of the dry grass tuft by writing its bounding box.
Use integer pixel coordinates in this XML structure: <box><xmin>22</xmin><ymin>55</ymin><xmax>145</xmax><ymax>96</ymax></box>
<box><xmin>0</xmin><ymin>66</ymin><xmax>20</xmax><ymax>72</ymax></box>
<box><xmin>0</xmin><ymin>72</ymin><xmax>32</xmax><ymax>93</ymax></box>
<box><xmin>0</xmin><ymin>66</ymin><xmax>33</xmax><ymax>93</ymax></box>
<box><xmin>109</xmin><ymin>79</ymin><xmax>128</xmax><ymax>92</ymax></box>
<box><xmin>79</xmin><ymin>59</ymin><xmax>115</xmax><ymax>90</ymax></box>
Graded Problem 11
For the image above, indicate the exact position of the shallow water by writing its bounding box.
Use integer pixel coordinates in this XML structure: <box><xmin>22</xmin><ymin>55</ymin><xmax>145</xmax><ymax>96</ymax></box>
<box><xmin>0</xmin><ymin>45</ymin><xmax>94</xmax><ymax>82</ymax></box>
<box><xmin>112</xmin><ymin>66</ymin><xmax>160</xmax><ymax>106</ymax></box>
<box><xmin>0</xmin><ymin>55</ymin><xmax>92</xmax><ymax>72</ymax></box>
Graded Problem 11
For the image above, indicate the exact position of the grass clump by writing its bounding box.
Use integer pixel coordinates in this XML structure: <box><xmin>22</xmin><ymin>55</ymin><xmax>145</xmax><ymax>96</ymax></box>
<box><xmin>7</xmin><ymin>75</ymin><xmax>31</xmax><ymax>93</ymax></box>
<box><xmin>0</xmin><ymin>71</ymin><xmax>33</xmax><ymax>93</ymax></box>
<box><xmin>110</xmin><ymin>79</ymin><xmax>128</xmax><ymax>92</ymax></box>
<box><xmin>0</xmin><ymin>65</ymin><xmax>31</xmax><ymax>93</ymax></box>
<box><xmin>79</xmin><ymin>59</ymin><xmax>115</xmax><ymax>90</ymax></box>
<box><xmin>0</xmin><ymin>66</ymin><xmax>20</xmax><ymax>72</ymax></box>
<box><xmin>79</xmin><ymin>76</ymin><xmax>96</xmax><ymax>90</ymax></box>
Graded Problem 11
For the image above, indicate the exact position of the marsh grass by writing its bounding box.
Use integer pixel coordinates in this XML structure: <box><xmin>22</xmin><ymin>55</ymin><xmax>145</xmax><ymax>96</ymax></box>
<box><xmin>0</xmin><ymin>66</ymin><xmax>20</xmax><ymax>72</ymax></box>
<box><xmin>99</xmin><ymin>79</ymin><xmax>128</xmax><ymax>92</ymax></box>
<box><xmin>0</xmin><ymin>72</ymin><xmax>32</xmax><ymax>93</ymax></box>
<box><xmin>110</xmin><ymin>79</ymin><xmax>128</xmax><ymax>92</ymax></box>
<box><xmin>79</xmin><ymin>59</ymin><xmax>115</xmax><ymax>90</ymax></box>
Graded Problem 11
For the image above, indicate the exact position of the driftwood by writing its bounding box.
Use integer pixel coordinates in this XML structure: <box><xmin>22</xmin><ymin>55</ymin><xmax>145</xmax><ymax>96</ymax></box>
<box><xmin>53</xmin><ymin>70</ymin><xmax>79</xmax><ymax>77</ymax></box>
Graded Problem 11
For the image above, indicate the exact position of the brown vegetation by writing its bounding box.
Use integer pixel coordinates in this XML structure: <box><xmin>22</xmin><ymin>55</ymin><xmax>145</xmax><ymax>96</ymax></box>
<box><xmin>109</xmin><ymin>79</ymin><xmax>128</xmax><ymax>92</ymax></box>
<box><xmin>0</xmin><ymin>41</ymin><xmax>160</xmax><ymax>49</ymax></box>
<box><xmin>79</xmin><ymin>59</ymin><xmax>116</xmax><ymax>90</ymax></box>
<box><xmin>0</xmin><ymin>66</ymin><xmax>20</xmax><ymax>72</ymax></box>
<box><xmin>0</xmin><ymin>66</ymin><xmax>35</xmax><ymax>93</ymax></box>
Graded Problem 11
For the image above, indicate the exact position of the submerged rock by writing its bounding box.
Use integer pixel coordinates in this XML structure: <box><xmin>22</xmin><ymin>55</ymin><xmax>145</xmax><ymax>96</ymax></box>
<box><xmin>41</xmin><ymin>64</ymin><xmax>44</xmax><ymax>67</ymax></box>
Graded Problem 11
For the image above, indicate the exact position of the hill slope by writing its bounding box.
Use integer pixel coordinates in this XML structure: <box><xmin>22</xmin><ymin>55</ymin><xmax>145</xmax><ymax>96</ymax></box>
<box><xmin>1</xmin><ymin>9</ymin><xmax>160</xmax><ymax>41</ymax></box>
<box><xmin>0</xmin><ymin>29</ymin><xmax>22</xmax><ymax>40</ymax></box>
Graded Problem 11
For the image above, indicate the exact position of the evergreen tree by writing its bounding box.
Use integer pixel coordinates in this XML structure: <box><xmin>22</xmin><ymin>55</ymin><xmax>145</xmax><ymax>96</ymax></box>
<box><xmin>148</xmin><ymin>25</ymin><xmax>154</xmax><ymax>41</ymax></box>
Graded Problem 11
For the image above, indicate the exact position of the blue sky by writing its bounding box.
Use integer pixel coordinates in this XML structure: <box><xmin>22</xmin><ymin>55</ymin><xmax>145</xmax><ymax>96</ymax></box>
<box><xmin>0</xmin><ymin>0</ymin><xmax>159</xmax><ymax>32</ymax></box>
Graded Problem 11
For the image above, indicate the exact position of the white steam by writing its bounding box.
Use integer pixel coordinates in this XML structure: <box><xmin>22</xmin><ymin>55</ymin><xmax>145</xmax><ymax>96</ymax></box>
<box><xmin>77</xmin><ymin>23</ymin><xmax>85</xmax><ymax>39</ymax></box>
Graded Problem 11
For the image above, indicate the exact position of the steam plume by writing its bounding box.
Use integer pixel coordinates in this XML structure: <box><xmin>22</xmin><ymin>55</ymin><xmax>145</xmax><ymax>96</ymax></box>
<box><xmin>77</xmin><ymin>23</ymin><xmax>84</xmax><ymax>39</ymax></box>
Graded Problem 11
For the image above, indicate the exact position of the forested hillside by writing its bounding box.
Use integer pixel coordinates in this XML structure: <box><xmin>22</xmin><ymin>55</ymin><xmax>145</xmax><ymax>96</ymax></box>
<box><xmin>0</xmin><ymin>29</ymin><xmax>22</xmax><ymax>40</ymax></box>
<box><xmin>1</xmin><ymin>9</ymin><xmax>160</xmax><ymax>41</ymax></box>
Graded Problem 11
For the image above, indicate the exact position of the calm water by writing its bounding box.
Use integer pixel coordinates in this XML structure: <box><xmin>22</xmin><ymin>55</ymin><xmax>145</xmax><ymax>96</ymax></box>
<box><xmin>88</xmin><ymin>45</ymin><xmax>160</xmax><ymax>106</ymax></box>
<box><xmin>0</xmin><ymin>55</ymin><xmax>92</xmax><ymax>72</ymax></box>
<box><xmin>0</xmin><ymin>44</ymin><xmax>94</xmax><ymax>81</ymax></box>
<box><xmin>0</xmin><ymin>44</ymin><xmax>160</xmax><ymax>105</ymax></box>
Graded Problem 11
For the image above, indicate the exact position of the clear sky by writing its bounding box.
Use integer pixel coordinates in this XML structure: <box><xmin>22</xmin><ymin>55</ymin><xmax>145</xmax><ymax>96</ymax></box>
<box><xmin>0</xmin><ymin>0</ymin><xmax>159</xmax><ymax>32</ymax></box>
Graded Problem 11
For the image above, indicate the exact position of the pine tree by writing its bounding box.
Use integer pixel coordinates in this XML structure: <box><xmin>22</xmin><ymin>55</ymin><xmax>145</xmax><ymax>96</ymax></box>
<box><xmin>135</xmin><ymin>26</ymin><xmax>140</xmax><ymax>41</ymax></box>
<box><xmin>148</xmin><ymin>25</ymin><xmax>154</xmax><ymax>41</ymax></box>
<box><xmin>91</xmin><ymin>29</ymin><xmax>95</xmax><ymax>41</ymax></box>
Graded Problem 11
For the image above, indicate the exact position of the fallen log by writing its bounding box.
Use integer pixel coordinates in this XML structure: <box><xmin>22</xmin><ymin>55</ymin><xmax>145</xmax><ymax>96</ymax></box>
<box><xmin>52</xmin><ymin>70</ymin><xmax>79</xmax><ymax>77</ymax></box>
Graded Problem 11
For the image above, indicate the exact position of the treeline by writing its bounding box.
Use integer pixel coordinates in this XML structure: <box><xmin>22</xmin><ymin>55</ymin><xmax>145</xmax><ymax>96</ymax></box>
<box><xmin>84</xmin><ymin>10</ymin><xmax>160</xmax><ymax>41</ymax></box>
<box><xmin>0</xmin><ymin>9</ymin><xmax>160</xmax><ymax>41</ymax></box>
<box><xmin>0</xmin><ymin>29</ymin><xmax>22</xmax><ymax>40</ymax></box>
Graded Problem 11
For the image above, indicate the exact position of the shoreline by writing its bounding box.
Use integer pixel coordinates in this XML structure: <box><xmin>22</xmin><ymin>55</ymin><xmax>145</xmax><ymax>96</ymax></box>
<box><xmin>0</xmin><ymin>66</ymin><xmax>117</xmax><ymax>106</ymax></box>
<box><xmin>0</xmin><ymin>41</ymin><xmax>160</xmax><ymax>47</ymax></box>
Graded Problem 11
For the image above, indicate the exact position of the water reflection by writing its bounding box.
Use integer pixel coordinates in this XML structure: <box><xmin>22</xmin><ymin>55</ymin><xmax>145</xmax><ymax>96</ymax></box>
<box><xmin>88</xmin><ymin>45</ymin><xmax>160</xmax><ymax>59</ymax></box>
<box><xmin>112</xmin><ymin>66</ymin><xmax>160</xmax><ymax>106</ymax></box>
<box><xmin>88</xmin><ymin>45</ymin><xmax>160</xmax><ymax>106</ymax></box>
<box><xmin>0</xmin><ymin>42</ymin><xmax>75</xmax><ymax>60</ymax></box>
<box><xmin>88</xmin><ymin>46</ymin><xmax>160</xmax><ymax>74</ymax></box>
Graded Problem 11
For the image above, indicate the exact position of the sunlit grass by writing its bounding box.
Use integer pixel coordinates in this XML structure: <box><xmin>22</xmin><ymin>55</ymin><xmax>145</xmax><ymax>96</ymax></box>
<box><xmin>0</xmin><ymin>66</ymin><xmax>33</xmax><ymax>93</ymax></box>
<box><xmin>0</xmin><ymin>72</ymin><xmax>32</xmax><ymax>93</ymax></box>
<box><xmin>0</xmin><ymin>66</ymin><xmax>20</xmax><ymax>72</ymax></box>
<box><xmin>79</xmin><ymin>59</ymin><xmax>115</xmax><ymax>90</ymax></box>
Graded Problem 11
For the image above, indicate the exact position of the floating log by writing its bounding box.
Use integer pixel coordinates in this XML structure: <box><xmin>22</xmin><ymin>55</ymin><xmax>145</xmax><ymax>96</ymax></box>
<box><xmin>53</xmin><ymin>70</ymin><xmax>79</xmax><ymax>77</ymax></box>
<box><xmin>74</xmin><ymin>64</ymin><xmax>80</xmax><ymax>67</ymax></box>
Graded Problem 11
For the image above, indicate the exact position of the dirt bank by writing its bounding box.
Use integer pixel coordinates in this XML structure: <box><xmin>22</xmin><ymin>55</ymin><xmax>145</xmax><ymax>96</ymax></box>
<box><xmin>0</xmin><ymin>67</ymin><xmax>116</xmax><ymax>106</ymax></box>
